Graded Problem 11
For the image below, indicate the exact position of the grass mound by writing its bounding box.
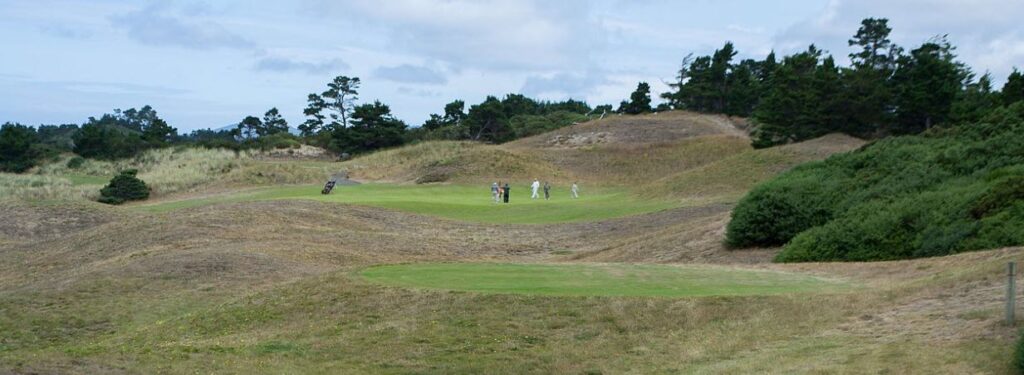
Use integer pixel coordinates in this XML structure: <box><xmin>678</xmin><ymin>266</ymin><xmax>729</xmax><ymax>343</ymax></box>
<box><xmin>727</xmin><ymin>103</ymin><xmax>1024</xmax><ymax>262</ymax></box>
<box><xmin>360</xmin><ymin>263</ymin><xmax>846</xmax><ymax>297</ymax></box>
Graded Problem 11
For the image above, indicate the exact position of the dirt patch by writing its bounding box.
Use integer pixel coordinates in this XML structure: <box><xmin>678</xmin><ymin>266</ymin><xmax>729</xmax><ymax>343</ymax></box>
<box><xmin>546</xmin><ymin>132</ymin><xmax>613</xmax><ymax>148</ymax></box>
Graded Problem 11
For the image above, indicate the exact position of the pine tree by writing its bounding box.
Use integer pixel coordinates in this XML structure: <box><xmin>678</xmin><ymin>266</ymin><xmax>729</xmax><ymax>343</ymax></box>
<box><xmin>841</xmin><ymin>17</ymin><xmax>902</xmax><ymax>137</ymax></box>
<box><xmin>261</xmin><ymin>107</ymin><xmax>289</xmax><ymax>135</ymax></box>
<box><xmin>322</xmin><ymin>76</ymin><xmax>360</xmax><ymax>130</ymax></box>
<box><xmin>299</xmin><ymin>93</ymin><xmax>326</xmax><ymax>136</ymax></box>
<box><xmin>752</xmin><ymin>46</ymin><xmax>827</xmax><ymax>147</ymax></box>
<box><xmin>1004</xmin><ymin>69</ymin><xmax>1024</xmax><ymax>105</ymax></box>
<box><xmin>618</xmin><ymin>82</ymin><xmax>653</xmax><ymax>114</ymax></box>
<box><xmin>892</xmin><ymin>37</ymin><xmax>966</xmax><ymax>134</ymax></box>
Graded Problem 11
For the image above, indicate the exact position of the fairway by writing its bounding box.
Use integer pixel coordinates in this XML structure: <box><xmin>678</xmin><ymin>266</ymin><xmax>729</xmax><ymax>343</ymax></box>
<box><xmin>360</xmin><ymin>263</ymin><xmax>847</xmax><ymax>297</ymax></box>
<box><xmin>134</xmin><ymin>183</ymin><xmax>675</xmax><ymax>224</ymax></box>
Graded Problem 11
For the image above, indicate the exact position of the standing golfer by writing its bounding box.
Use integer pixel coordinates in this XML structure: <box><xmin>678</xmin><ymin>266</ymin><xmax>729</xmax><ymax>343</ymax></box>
<box><xmin>571</xmin><ymin>182</ymin><xmax>579</xmax><ymax>199</ymax></box>
<box><xmin>531</xmin><ymin>179</ymin><xmax>541</xmax><ymax>199</ymax></box>
<box><xmin>503</xmin><ymin>182</ymin><xmax>511</xmax><ymax>203</ymax></box>
<box><xmin>491</xmin><ymin>182</ymin><xmax>500</xmax><ymax>203</ymax></box>
<box><xmin>543</xmin><ymin>181</ymin><xmax>551</xmax><ymax>200</ymax></box>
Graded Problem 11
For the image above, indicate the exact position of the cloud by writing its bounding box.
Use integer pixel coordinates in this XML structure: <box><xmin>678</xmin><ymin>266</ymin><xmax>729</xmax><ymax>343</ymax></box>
<box><xmin>110</xmin><ymin>4</ymin><xmax>254</xmax><ymax>50</ymax></box>
<box><xmin>521</xmin><ymin>71</ymin><xmax>612</xmax><ymax>99</ymax></box>
<box><xmin>39</xmin><ymin>24</ymin><xmax>92</xmax><ymax>40</ymax></box>
<box><xmin>396</xmin><ymin>86</ymin><xmax>442</xmax><ymax>97</ymax></box>
<box><xmin>305</xmin><ymin>0</ymin><xmax>606</xmax><ymax>71</ymax></box>
<box><xmin>255</xmin><ymin>57</ymin><xmax>350</xmax><ymax>75</ymax></box>
<box><xmin>374</xmin><ymin>64</ymin><xmax>447</xmax><ymax>85</ymax></box>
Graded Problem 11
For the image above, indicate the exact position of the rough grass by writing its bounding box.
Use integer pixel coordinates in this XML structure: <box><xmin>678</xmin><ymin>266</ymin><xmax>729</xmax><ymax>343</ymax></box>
<box><xmin>360</xmin><ymin>262</ymin><xmax>848</xmax><ymax>297</ymax></box>
<box><xmin>132</xmin><ymin>183</ymin><xmax>675</xmax><ymax>224</ymax></box>
<box><xmin>0</xmin><ymin>199</ymin><xmax>1019</xmax><ymax>373</ymax></box>
<box><xmin>341</xmin><ymin>141</ymin><xmax>570</xmax><ymax>184</ymax></box>
<box><xmin>3</xmin><ymin>148</ymin><xmax>344</xmax><ymax>202</ymax></box>
<box><xmin>640</xmin><ymin>133</ymin><xmax>866</xmax><ymax>204</ymax></box>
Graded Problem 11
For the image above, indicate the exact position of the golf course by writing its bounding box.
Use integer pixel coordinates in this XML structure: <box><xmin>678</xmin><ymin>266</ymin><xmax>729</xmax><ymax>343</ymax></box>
<box><xmin>132</xmin><ymin>183</ymin><xmax>675</xmax><ymax>224</ymax></box>
<box><xmin>4</xmin><ymin>109</ymin><xmax>1022</xmax><ymax>373</ymax></box>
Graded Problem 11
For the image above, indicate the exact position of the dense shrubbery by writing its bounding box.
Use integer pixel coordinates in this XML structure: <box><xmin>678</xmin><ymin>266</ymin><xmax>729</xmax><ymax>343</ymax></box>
<box><xmin>726</xmin><ymin>103</ymin><xmax>1024</xmax><ymax>262</ymax></box>
<box><xmin>1015</xmin><ymin>332</ymin><xmax>1024</xmax><ymax>374</ymax></box>
<box><xmin>0</xmin><ymin>123</ymin><xmax>44</xmax><ymax>172</ymax></box>
<box><xmin>98</xmin><ymin>169</ymin><xmax>150</xmax><ymax>205</ymax></box>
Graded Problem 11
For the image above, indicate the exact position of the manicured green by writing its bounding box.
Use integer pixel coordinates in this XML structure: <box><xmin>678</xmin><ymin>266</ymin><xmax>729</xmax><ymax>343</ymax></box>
<box><xmin>360</xmin><ymin>263</ymin><xmax>847</xmax><ymax>297</ymax></box>
<box><xmin>727</xmin><ymin>103</ymin><xmax>1024</xmax><ymax>262</ymax></box>
<box><xmin>133</xmin><ymin>183</ymin><xmax>674</xmax><ymax>224</ymax></box>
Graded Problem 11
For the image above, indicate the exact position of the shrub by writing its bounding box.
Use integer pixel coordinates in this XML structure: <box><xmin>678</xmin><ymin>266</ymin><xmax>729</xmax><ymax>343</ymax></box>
<box><xmin>98</xmin><ymin>169</ymin><xmax>150</xmax><ymax>205</ymax></box>
<box><xmin>66</xmin><ymin>156</ymin><xmax>86</xmax><ymax>169</ymax></box>
<box><xmin>1015</xmin><ymin>332</ymin><xmax>1024</xmax><ymax>374</ymax></box>
<box><xmin>727</xmin><ymin>103</ymin><xmax>1024</xmax><ymax>262</ymax></box>
<box><xmin>0</xmin><ymin>123</ymin><xmax>42</xmax><ymax>173</ymax></box>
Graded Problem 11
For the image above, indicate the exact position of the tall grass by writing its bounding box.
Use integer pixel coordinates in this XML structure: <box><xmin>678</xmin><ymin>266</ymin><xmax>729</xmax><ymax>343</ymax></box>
<box><xmin>0</xmin><ymin>173</ymin><xmax>100</xmax><ymax>201</ymax></box>
<box><xmin>33</xmin><ymin>147</ymin><xmax>251</xmax><ymax>197</ymax></box>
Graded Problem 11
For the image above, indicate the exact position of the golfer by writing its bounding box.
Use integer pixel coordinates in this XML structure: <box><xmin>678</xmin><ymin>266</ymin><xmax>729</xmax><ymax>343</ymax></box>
<box><xmin>491</xmin><ymin>182</ymin><xmax>500</xmax><ymax>203</ymax></box>
<box><xmin>543</xmin><ymin>181</ymin><xmax>551</xmax><ymax>200</ymax></box>
<box><xmin>571</xmin><ymin>182</ymin><xmax>579</xmax><ymax>199</ymax></box>
<box><xmin>503</xmin><ymin>182</ymin><xmax>511</xmax><ymax>203</ymax></box>
<box><xmin>531</xmin><ymin>179</ymin><xmax>540</xmax><ymax>199</ymax></box>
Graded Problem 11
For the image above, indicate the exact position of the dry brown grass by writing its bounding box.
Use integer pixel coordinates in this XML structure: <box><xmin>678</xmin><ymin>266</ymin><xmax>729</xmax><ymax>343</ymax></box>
<box><xmin>1</xmin><ymin>200</ymin><xmax>1018</xmax><ymax>373</ymax></box>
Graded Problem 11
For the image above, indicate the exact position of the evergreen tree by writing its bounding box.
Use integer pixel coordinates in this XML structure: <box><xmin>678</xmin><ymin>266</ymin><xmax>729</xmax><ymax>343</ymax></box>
<box><xmin>951</xmin><ymin>72</ymin><xmax>1001</xmax><ymax>123</ymax></box>
<box><xmin>299</xmin><ymin>93</ymin><xmax>326</xmax><ymax>136</ymax></box>
<box><xmin>892</xmin><ymin>37</ymin><xmax>966</xmax><ymax>134</ymax></box>
<box><xmin>332</xmin><ymin>101</ymin><xmax>407</xmax><ymax>153</ymax></box>
<box><xmin>752</xmin><ymin>45</ymin><xmax>829</xmax><ymax>148</ymax></box>
<box><xmin>0</xmin><ymin>123</ymin><xmax>41</xmax><ymax>173</ymax></box>
<box><xmin>1004</xmin><ymin>69</ymin><xmax>1024</xmax><ymax>105</ymax></box>
<box><xmin>841</xmin><ymin>17</ymin><xmax>902</xmax><ymax>137</ymax></box>
<box><xmin>661</xmin><ymin>53</ymin><xmax>694</xmax><ymax>109</ymax></box>
<box><xmin>725</xmin><ymin>59</ymin><xmax>761</xmax><ymax>116</ymax></box>
<box><xmin>322</xmin><ymin>76</ymin><xmax>360</xmax><ymax>130</ymax></box>
<box><xmin>236</xmin><ymin>116</ymin><xmax>262</xmax><ymax>140</ymax></box>
<box><xmin>708</xmin><ymin>42</ymin><xmax>737</xmax><ymax>112</ymax></box>
<box><xmin>618</xmin><ymin>82</ymin><xmax>653</xmax><ymax>114</ymax></box>
<box><xmin>140</xmin><ymin>118</ymin><xmax>177</xmax><ymax>146</ymax></box>
<box><xmin>261</xmin><ymin>107</ymin><xmax>289</xmax><ymax>135</ymax></box>
<box><xmin>465</xmin><ymin>96</ymin><xmax>510</xmax><ymax>142</ymax></box>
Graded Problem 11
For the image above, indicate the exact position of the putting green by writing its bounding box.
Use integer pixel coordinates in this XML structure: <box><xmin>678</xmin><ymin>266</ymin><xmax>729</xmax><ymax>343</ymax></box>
<box><xmin>360</xmin><ymin>263</ymin><xmax>848</xmax><ymax>297</ymax></box>
<box><xmin>134</xmin><ymin>183</ymin><xmax>674</xmax><ymax>224</ymax></box>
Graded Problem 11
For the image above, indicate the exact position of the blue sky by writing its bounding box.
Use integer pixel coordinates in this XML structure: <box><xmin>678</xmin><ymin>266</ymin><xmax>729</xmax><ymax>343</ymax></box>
<box><xmin>2</xmin><ymin>0</ymin><xmax>1023</xmax><ymax>131</ymax></box>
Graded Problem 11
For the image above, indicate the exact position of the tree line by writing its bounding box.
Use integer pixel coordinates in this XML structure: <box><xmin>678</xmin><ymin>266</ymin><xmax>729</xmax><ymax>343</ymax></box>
<box><xmin>658</xmin><ymin>18</ymin><xmax>1024</xmax><ymax>147</ymax></box>
<box><xmin>4</xmin><ymin>16</ymin><xmax>1023</xmax><ymax>173</ymax></box>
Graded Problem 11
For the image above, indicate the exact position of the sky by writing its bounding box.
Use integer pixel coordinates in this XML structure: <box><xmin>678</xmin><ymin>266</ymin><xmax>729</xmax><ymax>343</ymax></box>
<box><xmin>2</xmin><ymin>0</ymin><xmax>1023</xmax><ymax>131</ymax></box>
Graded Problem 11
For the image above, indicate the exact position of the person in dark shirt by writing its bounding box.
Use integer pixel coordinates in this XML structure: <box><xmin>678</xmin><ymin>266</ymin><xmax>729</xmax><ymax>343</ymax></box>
<box><xmin>503</xmin><ymin>182</ymin><xmax>510</xmax><ymax>203</ymax></box>
<box><xmin>543</xmin><ymin>181</ymin><xmax>551</xmax><ymax>200</ymax></box>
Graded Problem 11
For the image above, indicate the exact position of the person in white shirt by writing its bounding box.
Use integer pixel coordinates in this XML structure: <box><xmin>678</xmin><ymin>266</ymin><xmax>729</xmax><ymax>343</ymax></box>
<box><xmin>531</xmin><ymin>179</ymin><xmax>541</xmax><ymax>199</ymax></box>
<box><xmin>571</xmin><ymin>182</ymin><xmax>579</xmax><ymax>199</ymax></box>
<box><xmin>491</xmin><ymin>182</ymin><xmax>500</xmax><ymax>203</ymax></box>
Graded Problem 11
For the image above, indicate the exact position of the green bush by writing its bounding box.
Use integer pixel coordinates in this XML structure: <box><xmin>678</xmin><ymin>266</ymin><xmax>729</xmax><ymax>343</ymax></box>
<box><xmin>98</xmin><ymin>169</ymin><xmax>150</xmax><ymax>205</ymax></box>
<box><xmin>0</xmin><ymin>123</ymin><xmax>42</xmax><ymax>173</ymax></box>
<box><xmin>726</xmin><ymin>103</ymin><xmax>1024</xmax><ymax>262</ymax></box>
<box><xmin>66</xmin><ymin>156</ymin><xmax>86</xmax><ymax>169</ymax></box>
<box><xmin>1015</xmin><ymin>332</ymin><xmax>1024</xmax><ymax>374</ymax></box>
